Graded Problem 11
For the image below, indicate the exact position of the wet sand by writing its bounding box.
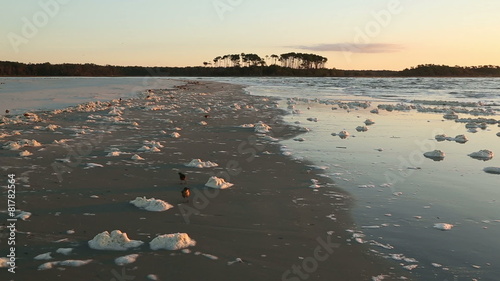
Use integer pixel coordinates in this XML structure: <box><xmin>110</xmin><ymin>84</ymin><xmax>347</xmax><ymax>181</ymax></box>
<box><xmin>0</xmin><ymin>81</ymin><xmax>410</xmax><ymax>280</ymax></box>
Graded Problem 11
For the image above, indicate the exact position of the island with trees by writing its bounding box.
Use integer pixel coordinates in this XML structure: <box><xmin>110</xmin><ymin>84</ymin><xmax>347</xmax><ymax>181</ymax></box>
<box><xmin>1</xmin><ymin>52</ymin><xmax>499</xmax><ymax>77</ymax></box>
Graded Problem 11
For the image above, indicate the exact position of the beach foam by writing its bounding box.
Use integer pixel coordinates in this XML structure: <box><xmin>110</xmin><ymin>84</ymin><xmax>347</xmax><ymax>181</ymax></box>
<box><xmin>150</xmin><ymin>233</ymin><xmax>196</xmax><ymax>250</ymax></box>
<box><xmin>170</xmin><ymin>132</ymin><xmax>181</xmax><ymax>138</ymax></box>
<box><xmin>433</xmin><ymin>223</ymin><xmax>454</xmax><ymax>231</ymax></box>
<box><xmin>356</xmin><ymin>126</ymin><xmax>368</xmax><ymax>132</ymax></box>
<box><xmin>34</xmin><ymin>252</ymin><xmax>53</xmax><ymax>260</ymax></box>
<box><xmin>115</xmin><ymin>254</ymin><xmax>139</xmax><ymax>266</ymax></box>
<box><xmin>205</xmin><ymin>176</ymin><xmax>234</xmax><ymax>189</ymax></box>
<box><xmin>338</xmin><ymin>130</ymin><xmax>350</xmax><ymax>139</ymax></box>
<box><xmin>185</xmin><ymin>159</ymin><xmax>219</xmax><ymax>168</ymax></box>
<box><xmin>3</xmin><ymin>139</ymin><xmax>42</xmax><ymax>150</ymax></box>
<box><xmin>88</xmin><ymin>230</ymin><xmax>144</xmax><ymax>250</ymax></box>
<box><xmin>56</xmin><ymin>248</ymin><xmax>73</xmax><ymax>255</ymax></box>
<box><xmin>131</xmin><ymin>154</ymin><xmax>144</xmax><ymax>160</ymax></box>
<box><xmin>468</xmin><ymin>150</ymin><xmax>494</xmax><ymax>160</ymax></box>
<box><xmin>0</xmin><ymin>257</ymin><xmax>8</xmax><ymax>268</ymax></box>
<box><xmin>483</xmin><ymin>167</ymin><xmax>500</xmax><ymax>175</ymax></box>
<box><xmin>130</xmin><ymin>197</ymin><xmax>174</xmax><ymax>212</ymax></box>
<box><xmin>19</xmin><ymin>150</ymin><xmax>33</xmax><ymax>157</ymax></box>
<box><xmin>15</xmin><ymin>210</ymin><xmax>32</xmax><ymax>220</ymax></box>
<box><xmin>364</xmin><ymin>119</ymin><xmax>375</xmax><ymax>125</ymax></box>
<box><xmin>38</xmin><ymin>259</ymin><xmax>93</xmax><ymax>270</ymax></box>
<box><xmin>254</xmin><ymin>121</ymin><xmax>271</xmax><ymax>133</ymax></box>
<box><xmin>424</xmin><ymin>150</ymin><xmax>445</xmax><ymax>160</ymax></box>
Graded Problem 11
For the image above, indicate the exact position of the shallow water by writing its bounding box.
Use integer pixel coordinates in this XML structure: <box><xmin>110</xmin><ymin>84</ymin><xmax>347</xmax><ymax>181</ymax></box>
<box><xmin>198</xmin><ymin>77</ymin><xmax>500</xmax><ymax>280</ymax></box>
<box><xmin>0</xmin><ymin>77</ymin><xmax>183</xmax><ymax>115</ymax></box>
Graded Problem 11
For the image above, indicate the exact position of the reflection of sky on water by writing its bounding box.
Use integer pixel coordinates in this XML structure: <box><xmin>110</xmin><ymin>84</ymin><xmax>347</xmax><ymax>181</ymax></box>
<box><xmin>279</xmin><ymin>100</ymin><xmax>499</xmax><ymax>280</ymax></box>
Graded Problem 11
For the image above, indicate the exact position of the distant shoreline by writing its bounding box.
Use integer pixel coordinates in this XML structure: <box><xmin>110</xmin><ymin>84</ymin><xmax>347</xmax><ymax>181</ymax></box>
<box><xmin>2</xmin><ymin>61</ymin><xmax>500</xmax><ymax>77</ymax></box>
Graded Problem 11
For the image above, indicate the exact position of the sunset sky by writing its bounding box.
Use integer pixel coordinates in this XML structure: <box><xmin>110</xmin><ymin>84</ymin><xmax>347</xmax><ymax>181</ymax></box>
<box><xmin>1</xmin><ymin>0</ymin><xmax>499</xmax><ymax>70</ymax></box>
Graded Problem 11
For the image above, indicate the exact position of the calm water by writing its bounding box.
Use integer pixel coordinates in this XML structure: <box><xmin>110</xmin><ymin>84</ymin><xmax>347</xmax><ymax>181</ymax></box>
<box><xmin>201</xmin><ymin>77</ymin><xmax>500</xmax><ymax>281</ymax></box>
<box><xmin>2</xmin><ymin>77</ymin><xmax>499</xmax><ymax>280</ymax></box>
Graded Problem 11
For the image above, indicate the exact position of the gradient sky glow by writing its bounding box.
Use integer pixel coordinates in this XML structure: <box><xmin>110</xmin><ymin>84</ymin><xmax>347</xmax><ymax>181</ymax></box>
<box><xmin>1</xmin><ymin>0</ymin><xmax>500</xmax><ymax>70</ymax></box>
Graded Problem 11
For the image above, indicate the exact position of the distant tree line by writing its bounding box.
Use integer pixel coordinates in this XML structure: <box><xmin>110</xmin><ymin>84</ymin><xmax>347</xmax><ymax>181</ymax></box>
<box><xmin>1</xmin><ymin>61</ymin><xmax>499</xmax><ymax>77</ymax></box>
<box><xmin>400</xmin><ymin>64</ymin><xmax>500</xmax><ymax>77</ymax></box>
<box><xmin>205</xmin><ymin>52</ymin><xmax>327</xmax><ymax>69</ymax></box>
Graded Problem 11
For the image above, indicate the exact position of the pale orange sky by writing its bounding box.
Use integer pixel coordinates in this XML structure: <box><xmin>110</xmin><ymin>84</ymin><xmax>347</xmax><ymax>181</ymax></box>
<box><xmin>1</xmin><ymin>0</ymin><xmax>499</xmax><ymax>70</ymax></box>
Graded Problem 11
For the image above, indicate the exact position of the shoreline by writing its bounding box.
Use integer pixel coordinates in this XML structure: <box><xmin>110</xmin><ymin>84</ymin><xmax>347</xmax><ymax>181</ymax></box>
<box><xmin>1</xmin><ymin>80</ymin><xmax>410</xmax><ymax>280</ymax></box>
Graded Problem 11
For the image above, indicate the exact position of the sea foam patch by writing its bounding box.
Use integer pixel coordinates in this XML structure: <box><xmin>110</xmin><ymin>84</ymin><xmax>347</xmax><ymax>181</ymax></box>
<box><xmin>185</xmin><ymin>159</ymin><xmax>219</xmax><ymax>168</ymax></box>
<box><xmin>88</xmin><ymin>230</ymin><xmax>144</xmax><ymax>250</ymax></box>
<box><xmin>205</xmin><ymin>176</ymin><xmax>234</xmax><ymax>189</ymax></box>
<box><xmin>130</xmin><ymin>197</ymin><xmax>174</xmax><ymax>212</ymax></box>
<box><xmin>150</xmin><ymin>233</ymin><xmax>196</xmax><ymax>250</ymax></box>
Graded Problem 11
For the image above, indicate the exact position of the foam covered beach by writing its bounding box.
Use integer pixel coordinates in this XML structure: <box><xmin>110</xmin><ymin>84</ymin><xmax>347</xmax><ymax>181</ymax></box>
<box><xmin>0</xmin><ymin>80</ymin><xmax>408</xmax><ymax>280</ymax></box>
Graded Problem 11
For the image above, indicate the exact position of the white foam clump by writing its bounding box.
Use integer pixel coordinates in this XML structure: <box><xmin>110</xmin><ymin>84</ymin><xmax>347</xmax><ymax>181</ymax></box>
<box><xmin>85</xmin><ymin>163</ymin><xmax>104</xmax><ymax>168</ymax></box>
<box><xmin>131</xmin><ymin>154</ymin><xmax>144</xmax><ymax>160</ymax></box>
<box><xmin>372</xmin><ymin>275</ymin><xmax>389</xmax><ymax>281</ymax></box>
<box><xmin>483</xmin><ymin>167</ymin><xmax>500</xmax><ymax>175</ymax></box>
<box><xmin>338</xmin><ymin>130</ymin><xmax>350</xmax><ymax>138</ymax></box>
<box><xmin>205</xmin><ymin>176</ymin><xmax>234</xmax><ymax>189</ymax></box>
<box><xmin>107</xmin><ymin>151</ymin><xmax>121</xmax><ymax>157</ymax></box>
<box><xmin>3</xmin><ymin>139</ymin><xmax>42</xmax><ymax>150</ymax></box>
<box><xmin>130</xmin><ymin>197</ymin><xmax>174</xmax><ymax>212</ymax></box>
<box><xmin>185</xmin><ymin>159</ymin><xmax>219</xmax><ymax>168</ymax></box>
<box><xmin>0</xmin><ymin>257</ymin><xmax>9</xmax><ymax>268</ymax></box>
<box><xmin>170</xmin><ymin>132</ymin><xmax>181</xmax><ymax>138</ymax></box>
<box><xmin>115</xmin><ymin>254</ymin><xmax>139</xmax><ymax>266</ymax></box>
<box><xmin>199</xmin><ymin>121</ymin><xmax>208</xmax><ymax>126</ymax></box>
<box><xmin>424</xmin><ymin>150</ymin><xmax>445</xmax><ymax>160</ymax></box>
<box><xmin>364</xmin><ymin>119</ymin><xmax>375</xmax><ymax>125</ymax></box>
<box><xmin>138</xmin><ymin>141</ymin><xmax>162</xmax><ymax>152</ymax></box>
<box><xmin>356</xmin><ymin>126</ymin><xmax>368</xmax><ymax>132</ymax></box>
<box><xmin>56</xmin><ymin>248</ymin><xmax>73</xmax><ymax>255</ymax></box>
<box><xmin>15</xmin><ymin>211</ymin><xmax>31</xmax><ymax>220</ymax></box>
<box><xmin>435</xmin><ymin>134</ymin><xmax>447</xmax><ymax>141</ymax></box>
<box><xmin>150</xmin><ymin>233</ymin><xmax>196</xmax><ymax>250</ymax></box>
<box><xmin>443</xmin><ymin>111</ymin><xmax>459</xmax><ymax>120</ymax></box>
<box><xmin>434</xmin><ymin>223</ymin><xmax>454</xmax><ymax>230</ymax></box>
<box><xmin>19</xmin><ymin>150</ymin><xmax>33</xmax><ymax>157</ymax></box>
<box><xmin>239</xmin><ymin>124</ymin><xmax>255</xmax><ymax>128</ymax></box>
<box><xmin>38</xmin><ymin>259</ymin><xmax>93</xmax><ymax>270</ymax></box>
<box><xmin>108</xmin><ymin>107</ymin><xmax>123</xmax><ymax>116</ymax></box>
<box><xmin>454</xmin><ymin>134</ymin><xmax>468</xmax><ymax>143</ymax></box>
<box><xmin>497</xmin><ymin>132</ymin><xmax>500</xmax><ymax>137</ymax></box>
<box><xmin>88</xmin><ymin>230</ymin><xmax>144</xmax><ymax>250</ymax></box>
<box><xmin>468</xmin><ymin>150</ymin><xmax>494</xmax><ymax>160</ymax></box>
<box><xmin>34</xmin><ymin>252</ymin><xmax>53</xmax><ymax>260</ymax></box>
<box><xmin>254</xmin><ymin>121</ymin><xmax>271</xmax><ymax>133</ymax></box>
<box><xmin>147</xmin><ymin>274</ymin><xmax>159</xmax><ymax>281</ymax></box>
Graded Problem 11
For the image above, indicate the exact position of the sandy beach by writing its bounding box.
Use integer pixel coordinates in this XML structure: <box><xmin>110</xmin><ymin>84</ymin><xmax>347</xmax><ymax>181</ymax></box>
<box><xmin>0</xmin><ymin>81</ymin><xmax>412</xmax><ymax>281</ymax></box>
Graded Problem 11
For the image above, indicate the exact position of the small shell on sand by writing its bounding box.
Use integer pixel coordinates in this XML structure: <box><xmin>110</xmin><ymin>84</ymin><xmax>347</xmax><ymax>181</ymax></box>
<box><xmin>483</xmin><ymin>167</ymin><xmax>500</xmax><ymax>175</ymax></box>
<box><xmin>424</xmin><ymin>150</ymin><xmax>445</xmax><ymax>160</ymax></box>
<box><xmin>468</xmin><ymin>150</ymin><xmax>494</xmax><ymax>160</ymax></box>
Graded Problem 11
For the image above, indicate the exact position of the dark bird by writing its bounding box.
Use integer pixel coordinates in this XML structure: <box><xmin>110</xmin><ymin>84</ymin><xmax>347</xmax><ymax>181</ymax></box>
<box><xmin>178</xmin><ymin>172</ymin><xmax>187</xmax><ymax>184</ymax></box>
<box><xmin>5</xmin><ymin>110</ymin><xmax>9</xmax><ymax>114</ymax></box>
<box><xmin>181</xmin><ymin>187</ymin><xmax>191</xmax><ymax>202</ymax></box>
<box><xmin>204</xmin><ymin>114</ymin><xmax>209</xmax><ymax>119</ymax></box>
